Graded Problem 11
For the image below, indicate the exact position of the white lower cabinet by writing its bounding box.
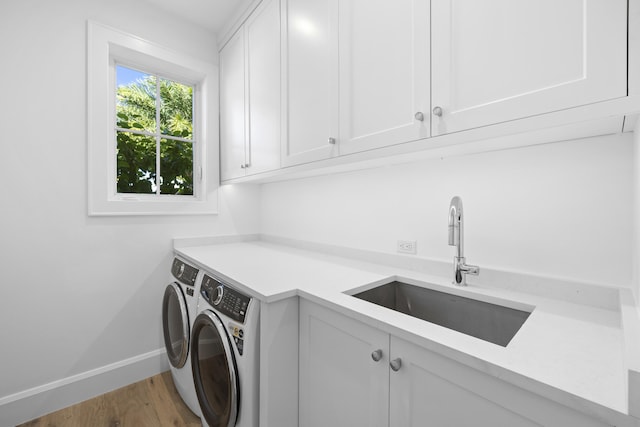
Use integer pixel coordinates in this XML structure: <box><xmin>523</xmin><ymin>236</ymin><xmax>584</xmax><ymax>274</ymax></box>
<box><xmin>299</xmin><ymin>300</ymin><xmax>612</xmax><ymax>427</ymax></box>
<box><xmin>299</xmin><ymin>299</ymin><xmax>388</xmax><ymax>427</ymax></box>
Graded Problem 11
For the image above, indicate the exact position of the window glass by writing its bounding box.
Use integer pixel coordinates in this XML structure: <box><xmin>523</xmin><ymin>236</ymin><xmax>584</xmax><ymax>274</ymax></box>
<box><xmin>116</xmin><ymin>131</ymin><xmax>156</xmax><ymax>193</ymax></box>
<box><xmin>161</xmin><ymin>138</ymin><xmax>194</xmax><ymax>195</ymax></box>
<box><xmin>160</xmin><ymin>77</ymin><xmax>194</xmax><ymax>139</ymax></box>
<box><xmin>115</xmin><ymin>65</ymin><xmax>194</xmax><ymax>196</ymax></box>
<box><xmin>116</xmin><ymin>68</ymin><xmax>157</xmax><ymax>132</ymax></box>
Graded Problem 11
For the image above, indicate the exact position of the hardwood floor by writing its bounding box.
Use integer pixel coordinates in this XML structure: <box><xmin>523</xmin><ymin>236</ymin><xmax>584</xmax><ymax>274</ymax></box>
<box><xmin>17</xmin><ymin>371</ymin><xmax>202</xmax><ymax>427</ymax></box>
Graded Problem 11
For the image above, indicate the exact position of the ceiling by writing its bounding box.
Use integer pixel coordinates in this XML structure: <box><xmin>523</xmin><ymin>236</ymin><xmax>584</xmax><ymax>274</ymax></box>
<box><xmin>143</xmin><ymin>0</ymin><xmax>254</xmax><ymax>35</ymax></box>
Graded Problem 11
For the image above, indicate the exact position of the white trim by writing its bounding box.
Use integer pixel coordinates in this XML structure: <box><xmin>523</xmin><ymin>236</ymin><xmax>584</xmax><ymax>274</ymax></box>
<box><xmin>87</xmin><ymin>21</ymin><xmax>219</xmax><ymax>216</ymax></box>
<box><xmin>0</xmin><ymin>348</ymin><xmax>169</xmax><ymax>426</ymax></box>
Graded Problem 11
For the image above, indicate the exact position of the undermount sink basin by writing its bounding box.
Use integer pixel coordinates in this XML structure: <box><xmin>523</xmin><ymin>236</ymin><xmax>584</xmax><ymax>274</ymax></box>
<box><xmin>350</xmin><ymin>280</ymin><xmax>532</xmax><ymax>347</ymax></box>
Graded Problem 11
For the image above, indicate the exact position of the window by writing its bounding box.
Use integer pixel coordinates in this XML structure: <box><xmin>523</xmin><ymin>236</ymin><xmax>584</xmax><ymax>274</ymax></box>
<box><xmin>87</xmin><ymin>21</ymin><xmax>218</xmax><ymax>215</ymax></box>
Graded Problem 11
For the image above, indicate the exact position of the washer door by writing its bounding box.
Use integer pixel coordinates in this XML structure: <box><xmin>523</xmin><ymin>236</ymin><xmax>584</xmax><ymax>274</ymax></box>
<box><xmin>162</xmin><ymin>283</ymin><xmax>189</xmax><ymax>368</ymax></box>
<box><xmin>191</xmin><ymin>310</ymin><xmax>239</xmax><ymax>427</ymax></box>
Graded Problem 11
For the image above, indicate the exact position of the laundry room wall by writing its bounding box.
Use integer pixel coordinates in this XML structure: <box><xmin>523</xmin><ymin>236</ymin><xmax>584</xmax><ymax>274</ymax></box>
<box><xmin>260</xmin><ymin>132</ymin><xmax>634</xmax><ymax>291</ymax></box>
<box><xmin>0</xmin><ymin>0</ymin><xmax>259</xmax><ymax>425</ymax></box>
<box><xmin>634</xmin><ymin>124</ymin><xmax>640</xmax><ymax>303</ymax></box>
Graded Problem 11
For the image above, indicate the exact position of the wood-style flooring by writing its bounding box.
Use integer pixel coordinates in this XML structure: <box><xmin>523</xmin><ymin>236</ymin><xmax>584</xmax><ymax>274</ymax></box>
<box><xmin>17</xmin><ymin>371</ymin><xmax>201</xmax><ymax>427</ymax></box>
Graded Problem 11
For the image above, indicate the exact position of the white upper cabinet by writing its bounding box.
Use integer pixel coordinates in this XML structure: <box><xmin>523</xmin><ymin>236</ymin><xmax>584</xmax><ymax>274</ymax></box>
<box><xmin>338</xmin><ymin>0</ymin><xmax>430</xmax><ymax>155</ymax></box>
<box><xmin>282</xmin><ymin>0</ymin><xmax>339</xmax><ymax>166</ymax></box>
<box><xmin>246</xmin><ymin>0</ymin><xmax>281</xmax><ymax>175</ymax></box>
<box><xmin>220</xmin><ymin>0</ymin><xmax>281</xmax><ymax>181</ymax></box>
<box><xmin>220</xmin><ymin>30</ymin><xmax>246</xmax><ymax>181</ymax></box>
<box><xmin>222</xmin><ymin>0</ymin><xmax>631</xmax><ymax>179</ymax></box>
<box><xmin>431</xmin><ymin>0</ymin><xmax>628</xmax><ymax>136</ymax></box>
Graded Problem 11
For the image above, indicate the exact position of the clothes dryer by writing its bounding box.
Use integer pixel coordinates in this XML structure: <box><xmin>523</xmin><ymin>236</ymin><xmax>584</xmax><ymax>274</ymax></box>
<box><xmin>191</xmin><ymin>272</ymin><xmax>260</xmax><ymax>427</ymax></box>
<box><xmin>162</xmin><ymin>256</ymin><xmax>203</xmax><ymax>418</ymax></box>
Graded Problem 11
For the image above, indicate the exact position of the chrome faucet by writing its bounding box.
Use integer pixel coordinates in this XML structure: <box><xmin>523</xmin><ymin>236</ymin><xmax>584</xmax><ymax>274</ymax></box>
<box><xmin>448</xmin><ymin>196</ymin><xmax>479</xmax><ymax>286</ymax></box>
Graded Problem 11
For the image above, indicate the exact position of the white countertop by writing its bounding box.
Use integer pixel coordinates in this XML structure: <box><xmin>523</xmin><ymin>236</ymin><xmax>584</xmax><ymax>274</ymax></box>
<box><xmin>175</xmin><ymin>237</ymin><xmax>640</xmax><ymax>426</ymax></box>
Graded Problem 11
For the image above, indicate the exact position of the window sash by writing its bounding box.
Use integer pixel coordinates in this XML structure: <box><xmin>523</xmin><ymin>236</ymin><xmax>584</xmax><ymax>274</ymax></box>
<box><xmin>114</xmin><ymin>64</ymin><xmax>196</xmax><ymax>197</ymax></box>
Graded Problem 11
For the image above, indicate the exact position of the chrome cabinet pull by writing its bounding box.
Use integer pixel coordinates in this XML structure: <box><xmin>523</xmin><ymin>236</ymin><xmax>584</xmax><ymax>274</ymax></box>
<box><xmin>414</xmin><ymin>111</ymin><xmax>425</xmax><ymax>121</ymax></box>
<box><xmin>328</xmin><ymin>137</ymin><xmax>336</xmax><ymax>145</ymax></box>
<box><xmin>390</xmin><ymin>358</ymin><xmax>402</xmax><ymax>372</ymax></box>
<box><xmin>432</xmin><ymin>106</ymin><xmax>443</xmax><ymax>117</ymax></box>
<box><xmin>371</xmin><ymin>349</ymin><xmax>383</xmax><ymax>362</ymax></box>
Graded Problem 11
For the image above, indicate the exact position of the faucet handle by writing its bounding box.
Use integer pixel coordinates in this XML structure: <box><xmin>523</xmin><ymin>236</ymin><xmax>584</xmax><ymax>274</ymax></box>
<box><xmin>463</xmin><ymin>264</ymin><xmax>480</xmax><ymax>276</ymax></box>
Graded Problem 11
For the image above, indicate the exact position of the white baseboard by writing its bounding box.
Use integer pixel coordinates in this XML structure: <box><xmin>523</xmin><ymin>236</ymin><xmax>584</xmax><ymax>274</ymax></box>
<box><xmin>0</xmin><ymin>348</ymin><xmax>170</xmax><ymax>427</ymax></box>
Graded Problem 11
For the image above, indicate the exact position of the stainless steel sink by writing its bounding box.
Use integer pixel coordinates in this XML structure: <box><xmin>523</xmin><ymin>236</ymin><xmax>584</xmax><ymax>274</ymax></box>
<box><xmin>350</xmin><ymin>281</ymin><xmax>531</xmax><ymax>347</ymax></box>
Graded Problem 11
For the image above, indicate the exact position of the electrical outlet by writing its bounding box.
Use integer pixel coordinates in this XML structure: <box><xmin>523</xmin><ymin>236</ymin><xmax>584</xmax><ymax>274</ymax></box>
<box><xmin>397</xmin><ymin>240</ymin><xmax>417</xmax><ymax>254</ymax></box>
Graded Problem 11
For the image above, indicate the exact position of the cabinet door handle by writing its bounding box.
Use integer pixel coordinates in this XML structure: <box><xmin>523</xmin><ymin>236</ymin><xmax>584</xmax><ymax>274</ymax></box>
<box><xmin>432</xmin><ymin>106</ymin><xmax>443</xmax><ymax>117</ymax></box>
<box><xmin>390</xmin><ymin>358</ymin><xmax>402</xmax><ymax>372</ymax></box>
<box><xmin>414</xmin><ymin>111</ymin><xmax>425</xmax><ymax>122</ymax></box>
<box><xmin>371</xmin><ymin>349</ymin><xmax>383</xmax><ymax>362</ymax></box>
<box><xmin>328</xmin><ymin>137</ymin><xmax>336</xmax><ymax>145</ymax></box>
<box><xmin>240</xmin><ymin>164</ymin><xmax>245</xmax><ymax>169</ymax></box>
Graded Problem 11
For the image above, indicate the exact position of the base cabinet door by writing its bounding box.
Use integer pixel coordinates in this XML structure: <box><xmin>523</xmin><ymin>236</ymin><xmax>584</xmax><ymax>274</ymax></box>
<box><xmin>389</xmin><ymin>336</ymin><xmax>612</xmax><ymax>427</ymax></box>
<box><xmin>431</xmin><ymin>0</ymin><xmax>627</xmax><ymax>136</ymax></box>
<box><xmin>299</xmin><ymin>300</ymin><xmax>389</xmax><ymax>427</ymax></box>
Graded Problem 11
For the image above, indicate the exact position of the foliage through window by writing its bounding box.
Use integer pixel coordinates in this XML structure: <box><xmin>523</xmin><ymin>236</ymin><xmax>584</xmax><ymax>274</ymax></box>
<box><xmin>115</xmin><ymin>65</ymin><xmax>195</xmax><ymax>196</ymax></box>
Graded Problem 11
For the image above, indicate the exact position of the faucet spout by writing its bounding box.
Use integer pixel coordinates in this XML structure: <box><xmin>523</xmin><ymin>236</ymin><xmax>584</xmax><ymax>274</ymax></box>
<box><xmin>448</xmin><ymin>196</ymin><xmax>463</xmax><ymax>257</ymax></box>
<box><xmin>447</xmin><ymin>196</ymin><xmax>479</xmax><ymax>286</ymax></box>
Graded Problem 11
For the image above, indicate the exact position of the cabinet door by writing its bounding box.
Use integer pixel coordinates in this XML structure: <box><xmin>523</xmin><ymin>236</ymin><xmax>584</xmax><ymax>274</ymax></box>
<box><xmin>282</xmin><ymin>0</ymin><xmax>339</xmax><ymax>166</ymax></box>
<box><xmin>431</xmin><ymin>0</ymin><xmax>627</xmax><ymax>136</ymax></box>
<box><xmin>389</xmin><ymin>337</ymin><xmax>611</xmax><ymax>427</ymax></box>
<box><xmin>299</xmin><ymin>300</ymin><xmax>389</xmax><ymax>427</ymax></box>
<box><xmin>338</xmin><ymin>0</ymin><xmax>430</xmax><ymax>155</ymax></box>
<box><xmin>220</xmin><ymin>29</ymin><xmax>247</xmax><ymax>181</ymax></box>
<box><xmin>246</xmin><ymin>0</ymin><xmax>281</xmax><ymax>176</ymax></box>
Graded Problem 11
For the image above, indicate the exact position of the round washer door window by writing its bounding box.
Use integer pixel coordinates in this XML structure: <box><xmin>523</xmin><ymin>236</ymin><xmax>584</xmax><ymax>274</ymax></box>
<box><xmin>162</xmin><ymin>283</ymin><xmax>189</xmax><ymax>368</ymax></box>
<box><xmin>191</xmin><ymin>310</ymin><xmax>239</xmax><ymax>427</ymax></box>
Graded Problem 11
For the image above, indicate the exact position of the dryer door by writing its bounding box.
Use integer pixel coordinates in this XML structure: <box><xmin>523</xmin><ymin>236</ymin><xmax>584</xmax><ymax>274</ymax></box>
<box><xmin>162</xmin><ymin>283</ymin><xmax>189</xmax><ymax>368</ymax></box>
<box><xmin>191</xmin><ymin>310</ymin><xmax>239</xmax><ymax>427</ymax></box>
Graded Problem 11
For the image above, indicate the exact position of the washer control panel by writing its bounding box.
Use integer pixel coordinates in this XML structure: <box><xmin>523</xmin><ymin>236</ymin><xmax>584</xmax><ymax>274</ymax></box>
<box><xmin>171</xmin><ymin>258</ymin><xmax>199</xmax><ymax>287</ymax></box>
<box><xmin>200</xmin><ymin>274</ymin><xmax>250</xmax><ymax>324</ymax></box>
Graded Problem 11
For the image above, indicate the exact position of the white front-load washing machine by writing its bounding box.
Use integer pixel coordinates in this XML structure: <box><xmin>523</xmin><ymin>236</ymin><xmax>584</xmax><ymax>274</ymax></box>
<box><xmin>191</xmin><ymin>272</ymin><xmax>260</xmax><ymax>427</ymax></box>
<box><xmin>162</xmin><ymin>256</ymin><xmax>203</xmax><ymax>419</ymax></box>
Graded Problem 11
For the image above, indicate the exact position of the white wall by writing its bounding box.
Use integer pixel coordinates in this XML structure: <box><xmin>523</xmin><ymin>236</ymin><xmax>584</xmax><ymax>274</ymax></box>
<box><xmin>0</xmin><ymin>0</ymin><xmax>260</xmax><ymax>421</ymax></box>
<box><xmin>260</xmin><ymin>133</ymin><xmax>634</xmax><ymax>288</ymax></box>
<box><xmin>634</xmin><ymin>126</ymin><xmax>640</xmax><ymax>303</ymax></box>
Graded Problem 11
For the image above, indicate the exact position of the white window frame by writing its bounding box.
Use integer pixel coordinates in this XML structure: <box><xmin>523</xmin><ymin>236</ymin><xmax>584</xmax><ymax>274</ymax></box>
<box><xmin>87</xmin><ymin>21</ymin><xmax>219</xmax><ymax>216</ymax></box>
